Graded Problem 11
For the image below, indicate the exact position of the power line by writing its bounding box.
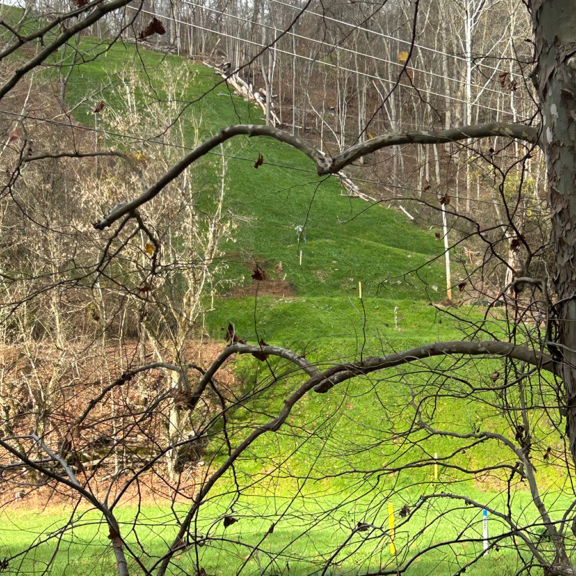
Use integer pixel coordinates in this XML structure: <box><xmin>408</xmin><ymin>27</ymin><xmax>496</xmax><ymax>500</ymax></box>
<box><xmin>126</xmin><ymin>5</ymin><xmax>530</xmax><ymax>118</ymax></box>
<box><xmin>265</xmin><ymin>0</ymin><xmax>514</xmax><ymax>75</ymax></box>
<box><xmin>176</xmin><ymin>0</ymin><xmax>522</xmax><ymax>103</ymax></box>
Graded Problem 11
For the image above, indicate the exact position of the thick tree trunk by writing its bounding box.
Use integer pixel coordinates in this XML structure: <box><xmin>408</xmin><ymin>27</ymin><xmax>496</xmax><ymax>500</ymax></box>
<box><xmin>533</xmin><ymin>0</ymin><xmax>576</xmax><ymax>572</ymax></box>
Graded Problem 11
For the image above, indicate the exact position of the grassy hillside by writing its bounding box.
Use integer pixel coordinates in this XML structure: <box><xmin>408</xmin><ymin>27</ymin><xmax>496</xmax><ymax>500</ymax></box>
<box><xmin>61</xmin><ymin>36</ymin><xmax>568</xmax><ymax>477</ymax></box>
<box><xmin>64</xmin><ymin>38</ymin><xmax>446</xmax><ymax>304</ymax></box>
<box><xmin>59</xmin><ymin>35</ymin><xmax>566</xmax><ymax>499</ymax></box>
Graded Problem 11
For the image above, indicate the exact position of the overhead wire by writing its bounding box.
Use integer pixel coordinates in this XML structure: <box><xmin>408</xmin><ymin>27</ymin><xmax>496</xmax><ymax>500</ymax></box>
<box><xmin>125</xmin><ymin>5</ymin><xmax>531</xmax><ymax>118</ymax></box>
<box><xmin>265</xmin><ymin>0</ymin><xmax>517</xmax><ymax>74</ymax></box>
<box><xmin>176</xmin><ymin>0</ymin><xmax>523</xmax><ymax>103</ymax></box>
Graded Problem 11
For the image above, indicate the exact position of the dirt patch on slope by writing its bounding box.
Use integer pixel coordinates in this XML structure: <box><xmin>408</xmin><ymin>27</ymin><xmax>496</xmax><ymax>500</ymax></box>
<box><xmin>229</xmin><ymin>278</ymin><xmax>295</xmax><ymax>297</ymax></box>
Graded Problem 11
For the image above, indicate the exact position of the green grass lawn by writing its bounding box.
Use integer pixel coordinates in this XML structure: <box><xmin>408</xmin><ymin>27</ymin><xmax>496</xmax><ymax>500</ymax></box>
<box><xmin>2</xmin><ymin>485</ymin><xmax>569</xmax><ymax>575</ymax></box>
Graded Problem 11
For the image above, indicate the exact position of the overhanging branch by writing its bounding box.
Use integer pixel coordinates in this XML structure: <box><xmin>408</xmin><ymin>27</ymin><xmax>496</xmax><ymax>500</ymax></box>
<box><xmin>93</xmin><ymin>122</ymin><xmax>540</xmax><ymax>230</ymax></box>
<box><xmin>311</xmin><ymin>340</ymin><xmax>558</xmax><ymax>392</ymax></box>
<box><xmin>327</xmin><ymin>122</ymin><xmax>540</xmax><ymax>173</ymax></box>
<box><xmin>0</xmin><ymin>0</ymin><xmax>134</xmax><ymax>102</ymax></box>
<box><xmin>191</xmin><ymin>339</ymin><xmax>557</xmax><ymax>395</ymax></box>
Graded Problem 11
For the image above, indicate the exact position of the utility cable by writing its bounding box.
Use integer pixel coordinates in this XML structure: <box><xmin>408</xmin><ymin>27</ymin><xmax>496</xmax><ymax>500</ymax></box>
<box><xmin>125</xmin><ymin>5</ymin><xmax>531</xmax><ymax>119</ymax></box>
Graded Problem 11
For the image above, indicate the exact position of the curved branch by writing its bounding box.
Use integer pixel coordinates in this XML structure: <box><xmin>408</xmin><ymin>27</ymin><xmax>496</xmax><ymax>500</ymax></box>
<box><xmin>328</xmin><ymin>122</ymin><xmax>539</xmax><ymax>173</ymax></box>
<box><xmin>155</xmin><ymin>337</ymin><xmax>554</xmax><ymax>574</ymax></box>
<box><xmin>93</xmin><ymin>122</ymin><xmax>539</xmax><ymax>230</ymax></box>
<box><xmin>185</xmin><ymin>343</ymin><xmax>321</xmax><ymax>413</ymax></box>
<box><xmin>312</xmin><ymin>340</ymin><xmax>558</xmax><ymax>393</ymax></box>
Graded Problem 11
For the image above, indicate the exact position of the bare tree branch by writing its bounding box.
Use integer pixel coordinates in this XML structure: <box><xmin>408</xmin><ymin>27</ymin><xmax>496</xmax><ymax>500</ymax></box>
<box><xmin>0</xmin><ymin>0</ymin><xmax>136</xmax><ymax>102</ymax></box>
<box><xmin>93</xmin><ymin>122</ymin><xmax>540</xmax><ymax>229</ymax></box>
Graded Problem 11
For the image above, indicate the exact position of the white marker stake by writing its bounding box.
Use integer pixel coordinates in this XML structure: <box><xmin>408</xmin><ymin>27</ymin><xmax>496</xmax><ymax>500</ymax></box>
<box><xmin>299</xmin><ymin>250</ymin><xmax>302</xmax><ymax>266</ymax></box>
<box><xmin>359</xmin><ymin>282</ymin><xmax>363</xmax><ymax>299</ymax></box>
<box><xmin>482</xmin><ymin>510</ymin><xmax>488</xmax><ymax>555</ymax></box>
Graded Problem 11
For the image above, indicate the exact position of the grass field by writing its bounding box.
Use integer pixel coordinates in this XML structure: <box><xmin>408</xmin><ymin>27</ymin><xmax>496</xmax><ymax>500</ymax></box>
<box><xmin>2</xmin><ymin>486</ymin><xmax>564</xmax><ymax>576</ymax></box>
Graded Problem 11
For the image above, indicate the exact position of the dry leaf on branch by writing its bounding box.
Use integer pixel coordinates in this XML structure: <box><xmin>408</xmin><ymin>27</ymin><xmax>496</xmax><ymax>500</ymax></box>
<box><xmin>225</xmin><ymin>323</ymin><xmax>246</xmax><ymax>345</ymax></box>
<box><xmin>510</xmin><ymin>236</ymin><xmax>525</xmax><ymax>251</ymax></box>
<box><xmin>223</xmin><ymin>516</ymin><xmax>238</xmax><ymax>528</ymax></box>
<box><xmin>139</xmin><ymin>17</ymin><xmax>166</xmax><ymax>39</ymax></box>
<box><xmin>254</xmin><ymin>153</ymin><xmax>264</xmax><ymax>168</ymax></box>
<box><xmin>252</xmin><ymin>339</ymin><xmax>269</xmax><ymax>361</ymax></box>
<box><xmin>251</xmin><ymin>264</ymin><xmax>266</xmax><ymax>281</ymax></box>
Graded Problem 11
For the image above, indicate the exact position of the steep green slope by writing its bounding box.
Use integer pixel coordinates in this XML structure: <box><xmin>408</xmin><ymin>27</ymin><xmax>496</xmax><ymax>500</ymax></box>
<box><xmin>64</xmin><ymin>38</ymin><xmax>445</xmax><ymax>303</ymax></box>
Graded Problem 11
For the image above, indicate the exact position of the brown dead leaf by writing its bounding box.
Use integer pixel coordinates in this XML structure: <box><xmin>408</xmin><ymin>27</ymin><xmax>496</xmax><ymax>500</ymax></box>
<box><xmin>439</xmin><ymin>193</ymin><xmax>451</xmax><ymax>206</ymax></box>
<box><xmin>252</xmin><ymin>339</ymin><xmax>269</xmax><ymax>362</ymax></box>
<box><xmin>223</xmin><ymin>516</ymin><xmax>238</xmax><ymax>528</ymax></box>
<box><xmin>225</xmin><ymin>324</ymin><xmax>246</xmax><ymax>345</ymax></box>
<box><xmin>254</xmin><ymin>153</ymin><xmax>264</xmax><ymax>169</ymax></box>
<box><xmin>139</xmin><ymin>17</ymin><xmax>166</xmax><ymax>39</ymax></box>
<box><xmin>251</xmin><ymin>264</ymin><xmax>266</xmax><ymax>281</ymax></box>
<box><xmin>510</xmin><ymin>236</ymin><xmax>524</xmax><ymax>251</ymax></box>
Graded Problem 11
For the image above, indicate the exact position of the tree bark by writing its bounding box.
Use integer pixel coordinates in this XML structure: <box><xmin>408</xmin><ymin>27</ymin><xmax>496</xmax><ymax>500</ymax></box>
<box><xmin>532</xmin><ymin>0</ymin><xmax>576</xmax><ymax>572</ymax></box>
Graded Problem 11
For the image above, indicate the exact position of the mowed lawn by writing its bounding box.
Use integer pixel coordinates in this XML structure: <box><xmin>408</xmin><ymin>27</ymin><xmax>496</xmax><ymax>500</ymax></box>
<box><xmin>2</xmin><ymin>485</ymin><xmax>565</xmax><ymax>575</ymax></box>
